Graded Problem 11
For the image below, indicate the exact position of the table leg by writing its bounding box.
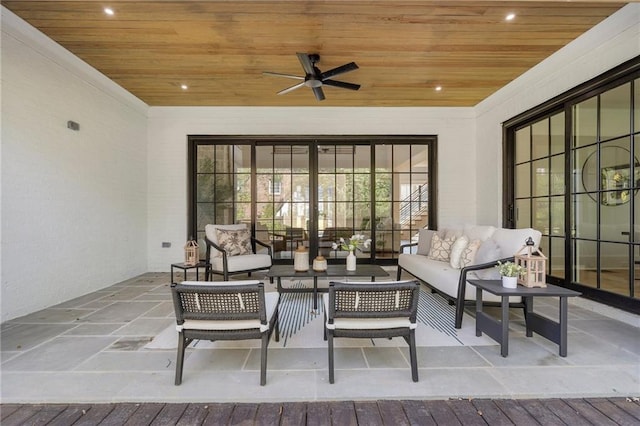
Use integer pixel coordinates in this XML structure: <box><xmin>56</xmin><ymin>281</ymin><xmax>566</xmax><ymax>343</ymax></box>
<box><xmin>313</xmin><ymin>277</ymin><xmax>318</xmax><ymax>310</ymax></box>
<box><xmin>501</xmin><ymin>295</ymin><xmax>510</xmax><ymax>357</ymax></box>
<box><xmin>475</xmin><ymin>287</ymin><xmax>483</xmax><ymax>337</ymax></box>
<box><xmin>277</xmin><ymin>277</ymin><xmax>283</xmax><ymax>293</ymax></box>
<box><xmin>184</xmin><ymin>269</ymin><xmax>188</xmax><ymax>282</ymax></box>
<box><xmin>525</xmin><ymin>296</ymin><xmax>533</xmax><ymax>337</ymax></box>
<box><xmin>171</xmin><ymin>266</ymin><xmax>175</xmax><ymax>284</ymax></box>
<box><xmin>559</xmin><ymin>297</ymin><xmax>568</xmax><ymax>357</ymax></box>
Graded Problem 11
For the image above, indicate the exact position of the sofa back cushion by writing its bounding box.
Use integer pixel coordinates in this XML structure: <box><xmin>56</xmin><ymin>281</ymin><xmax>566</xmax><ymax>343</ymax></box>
<box><xmin>416</xmin><ymin>229</ymin><xmax>437</xmax><ymax>255</ymax></box>
<box><xmin>449</xmin><ymin>236</ymin><xmax>469</xmax><ymax>269</ymax></box>
<box><xmin>463</xmin><ymin>225</ymin><xmax>497</xmax><ymax>242</ymax></box>
<box><xmin>492</xmin><ymin>228</ymin><xmax>542</xmax><ymax>259</ymax></box>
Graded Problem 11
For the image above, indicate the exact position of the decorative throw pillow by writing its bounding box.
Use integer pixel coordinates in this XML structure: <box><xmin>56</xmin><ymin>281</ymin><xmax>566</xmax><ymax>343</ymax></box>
<box><xmin>416</xmin><ymin>229</ymin><xmax>436</xmax><ymax>256</ymax></box>
<box><xmin>459</xmin><ymin>239</ymin><xmax>482</xmax><ymax>268</ymax></box>
<box><xmin>428</xmin><ymin>234</ymin><xmax>456</xmax><ymax>262</ymax></box>
<box><xmin>215</xmin><ymin>228</ymin><xmax>252</xmax><ymax>256</ymax></box>
<box><xmin>449</xmin><ymin>236</ymin><xmax>469</xmax><ymax>269</ymax></box>
<box><xmin>472</xmin><ymin>239</ymin><xmax>502</xmax><ymax>279</ymax></box>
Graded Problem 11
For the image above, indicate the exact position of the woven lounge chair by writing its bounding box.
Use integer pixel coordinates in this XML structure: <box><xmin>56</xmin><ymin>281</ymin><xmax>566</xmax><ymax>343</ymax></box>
<box><xmin>171</xmin><ymin>280</ymin><xmax>280</xmax><ymax>386</ymax></box>
<box><xmin>323</xmin><ymin>280</ymin><xmax>420</xmax><ymax>384</ymax></box>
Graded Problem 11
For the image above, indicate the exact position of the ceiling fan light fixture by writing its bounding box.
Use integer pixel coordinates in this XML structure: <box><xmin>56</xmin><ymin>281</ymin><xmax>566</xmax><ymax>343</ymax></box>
<box><xmin>104</xmin><ymin>7</ymin><xmax>114</xmax><ymax>16</ymax></box>
<box><xmin>505</xmin><ymin>13</ymin><xmax>516</xmax><ymax>21</ymax></box>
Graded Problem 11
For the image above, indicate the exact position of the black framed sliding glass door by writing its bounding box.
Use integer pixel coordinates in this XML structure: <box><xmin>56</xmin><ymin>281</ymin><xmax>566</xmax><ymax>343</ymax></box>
<box><xmin>188</xmin><ymin>136</ymin><xmax>437</xmax><ymax>265</ymax></box>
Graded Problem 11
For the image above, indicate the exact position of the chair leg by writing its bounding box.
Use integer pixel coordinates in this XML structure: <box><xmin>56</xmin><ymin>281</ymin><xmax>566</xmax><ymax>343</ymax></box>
<box><xmin>408</xmin><ymin>329</ymin><xmax>419</xmax><ymax>382</ymax></box>
<box><xmin>175</xmin><ymin>332</ymin><xmax>186</xmax><ymax>385</ymax></box>
<box><xmin>328</xmin><ymin>331</ymin><xmax>335</xmax><ymax>384</ymax></box>
<box><xmin>274</xmin><ymin>307</ymin><xmax>280</xmax><ymax>342</ymax></box>
<box><xmin>260</xmin><ymin>333</ymin><xmax>268</xmax><ymax>386</ymax></box>
<box><xmin>396</xmin><ymin>266</ymin><xmax>402</xmax><ymax>280</ymax></box>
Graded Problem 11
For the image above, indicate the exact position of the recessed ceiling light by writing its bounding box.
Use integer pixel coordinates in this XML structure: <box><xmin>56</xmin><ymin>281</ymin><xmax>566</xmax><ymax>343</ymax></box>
<box><xmin>505</xmin><ymin>13</ymin><xmax>516</xmax><ymax>21</ymax></box>
<box><xmin>435</xmin><ymin>86</ymin><xmax>442</xmax><ymax>92</ymax></box>
<box><xmin>181</xmin><ymin>84</ymin><xmax>188</xmax><ymax>90</ymax></box>
<box><xmin>104</xmin><ymin>7</ymin><xmax>114</xmax><ymax>16</ymax></box>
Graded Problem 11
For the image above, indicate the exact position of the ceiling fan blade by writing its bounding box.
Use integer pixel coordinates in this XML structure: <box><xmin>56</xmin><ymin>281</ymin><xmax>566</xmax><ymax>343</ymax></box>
<box><xmin>320</xmin><ymin>62</ymin><xmax>359</xmax><ymax>80</ymax></box>
<box><xmin>323</xmin><ymin>79</ymin><xmax>361</xmax><ymax>91</ymax></box>
<box><xmin>297</xmin><ymin>52</ymin><xmax>316</xmax><ymax>76</ymax></box>
<box><xmin>263</xmin><ymin>71</ymin><xmax>304</xmax><ymax>80</ymax></box>
<box><xmin>277</xmin><ymin>82</ymin><xmax>305</xmax><ymax>95</ymax></box>
<box><xmin>312</xmin><ymin>86</ymin><xmax>326</xmax><ymax>101</ymax></box>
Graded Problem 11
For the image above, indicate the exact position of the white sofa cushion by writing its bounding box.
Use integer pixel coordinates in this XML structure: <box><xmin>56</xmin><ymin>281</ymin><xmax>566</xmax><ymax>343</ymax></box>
<box><xmin>463</xmin><ymin>225</ymin><xmax>497</xmax><ymax>242</ymax></box>
<box><xmin>416</xmin><ymin>229</ymin><xmax>437</xmax><ymax>255</ymax></box>
<box><xmin>492</xmin><ymin>228</ymin><xmax>542</xmax><ymax>259</ymax></box>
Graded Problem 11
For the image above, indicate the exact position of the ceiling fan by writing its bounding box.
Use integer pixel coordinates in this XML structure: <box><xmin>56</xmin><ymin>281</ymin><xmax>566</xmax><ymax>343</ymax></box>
<box><xmin>263</xmin><ymin>53</ymin><xmax>360</xmax><ymax>101</ymax></box>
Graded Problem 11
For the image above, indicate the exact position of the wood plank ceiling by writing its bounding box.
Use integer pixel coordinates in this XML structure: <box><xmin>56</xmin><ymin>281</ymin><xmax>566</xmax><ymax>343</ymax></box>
<box><xmin>2</xmin><ymin>1</ymin><xmax>630</xmax><ymax>107</ymax></box>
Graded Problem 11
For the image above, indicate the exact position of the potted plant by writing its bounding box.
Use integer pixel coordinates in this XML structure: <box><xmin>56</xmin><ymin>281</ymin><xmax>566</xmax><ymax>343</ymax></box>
<box><xmin>496</xmin><ymin>260</ymin><xmax>525</xmax><ymax>288</ymax></box>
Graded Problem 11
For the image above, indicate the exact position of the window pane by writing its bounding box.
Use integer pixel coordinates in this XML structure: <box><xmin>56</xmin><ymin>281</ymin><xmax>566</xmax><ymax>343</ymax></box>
<box><xmin>575</xmin><ymin>145</ymin><xmax>597</xmax><ymax>193</ymax></box>
<box><xmin>256</xmin><ymin>146</ymin><xmax>272</xmax><ymax>172</ymax></box>
<box><xmin>635</xmin><ymin>78</ymin><xmax>640</xmax><ymax>132</ymax></box>
<box><xmin>318</xmin><ymin>145</ymin><xmax>335</xmax><ymax>172</ymax></box>
<box><xmin>515</xmin><ymin>199</ymin><xmax>531</xmax><ymax>228</ymax></box>
<box><xmin>573</xmin><ymin>240</ymin><xmax>598</xmax><ymax>287</ymax></box>
<box><xmin>532</xmin><ymin>119</ymin><xmax>549</xmax><ymax>159</ymax></box>
<box><xmin>236</xmin><ymin>174</ymin><xmax>251</xmax><ymax>202</ymax></box>
<box><xmin>515</xmin><ymin>126</ymin><xmax>530</xmax><ymax>163</ymax></box>
<box><xmin>550</xmin><ymin>196</ymin><xmax>565</xmax><ymax>236</ymax></box>
<box><xmin>375</xmin><ymin>145</ymin><xmax>393</xmax><ymax>171</ymax></box>
<box><xmin>375</xmin><ymin>173</ymin><xmax>392</xmax><ymax>201</ymax></box>
<box><xmin>550</xmin><ymin>155</ymin><xmax>565</xmax><ymax>196</ymax></box>
<box><xmin>393</xmin><ymin>145</ymin><xmax>411</xmax><ymax>170</ymax></box>
<box><xmin>197</xmin><ymin>174</ymin><xmax>215</xmax><ymax>202</ymax></box>
<box><xmin>550</xmin><ymin>236</ymin><xmax>565</xmax><ymax>278</ymax></box>
<box><xmin>215</xmin><ymin>174</ymin><xmax>234</xmax><ymax>203</ymax></box>
<box><xmin>600</xmin><ymin>242</ymin><xmax>629</xmax><ymax>296</ymax></box>
<box><xmin>573</xmin><ymin>193</ymin><xmax>597</xmax><ymax>240</ymax></box>
<box><xmin>354</xmin><ymin>145</ymin><xmax>370</xmax><ymax>170</ymax></box>
<box><xmin>550</xmin><ymin>112</ymin><xmax>565</xmax><ymax>155</ymax></box>
<box><xmin>532</xmin><ymin>159</ymin><xmax>549</xmax><ymax>197</ymax></box>
<box><xmin>515</xmin><ymin>163</ymin><xmax>531</xmax><ymax>198</ymax></box>
<box><xmin>354</xmin><ymin>174</ymin><xmax>371</xmax><ymax>201</ymax></box>
<box><xmin>533</xmin><ymin>198</ymin><xmax>549</xmax><ymax>235</ymax></box>
<box><xmin>601</xmin><ymin>83</ymin><xmax>631</xmax><ymax>141</ymax></box>
<box><xmin>573</xmin><ymin>96</ymin><xmax>597</xmax><ymax>147</ymax></box>
<box><xmin>197</xmin><ymin>145</ymin><xmax>215</xmax><ymax>172</ymax></box>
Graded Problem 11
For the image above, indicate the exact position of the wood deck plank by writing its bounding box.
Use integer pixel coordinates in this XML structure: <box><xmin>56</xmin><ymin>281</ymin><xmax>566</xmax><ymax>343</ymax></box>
<box><xmin>306</xmin><ymin>401</ymin><xmax>332</xmax><ymax>426</ymax></box>
<box><xmin>585</xmin><ymin>398</ymin><xmax>640</xmax><ymax>426</ymax></box>
<box><xmin>447</xmin><ymin>399</ymin><xmax>486</xmax><ymax>426</ymax></box>
<box><xmin>541</xmin><ymin>399</ymin><xmax>591</xmax><ymax>425</ymax></box>
<box><xmin>151</xmin><ymin>403</ymin><xmax>189</xmax><ymax>426</ymax></box>
<box><xmin>47</xmin><ymin>404</ymin><xmax>92</xmax><ymax>426</ymax></box>
<box><xmin>611</xmin><ymin>398</ymin><xmax>640</xmax><ymax>421</ymax></box>
<box><xmin>518</xmin><ymin>399</ymin><xmax>565</xmax><ymax>425</ymax></box>
<box><xmin>20</xmin><ymin>405</ymin><xmax>68</xmax><ymax>425</ymax></box>
<box><xmin>99</xmin><ymin>403</ymin><xmax>142</xmax><ymax>425</ymax></box>
<box><xmin>424</xmin><ymin>400</ymin><xmax>462</xmax><ymax>426</ymax></box>
<box><xmin>400</xmin><ymin>400</ymin><xmax>437</xmax><ymax>426</ymax></box>
<box><xmin>72</xmin><ymin>404</ymin><xmax>116</xmax><ymax>426</ymax></box>
<box><xmin>123</xmin><ymin>402</ymin><xmax>164</xmax><ymax>426</ymax></box>
<box><xmin>228</xmin><ymin>403</ymin><xmax>259</xmax><ymax>426</ymax></box>
<box><xmin>470</xmin><ymin>399</ymin><xmax>513</xmax><ymax>425</ymax></box>
<box><xmin>0</xmin><ymin>404</ymin><xmax>22</xmax><ymax>420</ymax></box>
<box><xmin>354</xmin><ymin>401</ymin><xmax>384</xmax><ymax>426</ymax></box>
<box><xmin>493</xmin><ymin>399</ymin><xmax>541</xmax><ymax>425</ymax></box>
<box><xmin>280</xmin><ymin>402</ymin><xmax>307</xmax><ymax>426</ymax></box>
<box><xmin>176</xmin><ymin>403</ymin><xmax>212</xmax><ymax>426</ymax></box>
<box><xmin>255</xmin><ymin>402</ymin><xmax>283</xmax><ymax>426</ymax></box>
<box><xmin>330</xmin><ymin>401</ymin><xmax>357</xmax><ymax>426</ymax></box>
<box><xmin>1</xmin><ymin>405</ymin><xmax>41</xmax><ymax>426</ymax></box>
<box><xmin>202</xmin><ymin>403</ymin><xmax>234</xmax><ymax>426</ymax></box>
<box><xmin>564</xmin><ymin>399</ymin><xmax>618</xmax><ymax>426</ymax></box>
<box><xmin>377</xmin><ymin>400</ymin><xmax>411</xmax><ymax>426</ymax></box>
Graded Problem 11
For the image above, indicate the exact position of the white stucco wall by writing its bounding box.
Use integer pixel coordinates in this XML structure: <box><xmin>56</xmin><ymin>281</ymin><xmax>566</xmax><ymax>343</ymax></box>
<box><xmin>146</xmin><ymin>107</ymin><xmax>476</xmax><ymax>271</ymax></box>
<box><xmin>1</xmin><ymin>9</ymin><xmax>149</xmax><ymax>321</ymax></box>
<box><xmin>474</xmin><ymin>3</ymin><xmax>640</xmax><ymax>226</ymax></box>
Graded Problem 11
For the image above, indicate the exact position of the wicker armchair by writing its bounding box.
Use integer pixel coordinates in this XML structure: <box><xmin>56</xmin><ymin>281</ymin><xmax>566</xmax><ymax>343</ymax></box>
<box><xmin>171</xmin><ymin>280</ymin><xmax>280</xmax><ymax>386</ymax></box>
<box><xmin>323</xmin><ymin>280</ymin><xmax>421</xmax><ymax>384</ymax></box>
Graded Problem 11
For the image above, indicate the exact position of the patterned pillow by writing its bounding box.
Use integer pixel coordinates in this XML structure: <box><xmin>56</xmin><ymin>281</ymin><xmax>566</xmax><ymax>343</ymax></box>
<box><xmin>215</xmin><ymin>228</ymin><xmax>252</xmax><ymax>256</ymax></box>
<box><xmin>460</xmin><ymin>239</ymin><xmax>482</xmax><ymax>268</ymax></box>
<box><xmin>449</xmin><ymin>236</ymin><xmax>469</xmax><ymax>269</ymax></box>
<box><xmin>427</xmin><ymin>234</ymin><xmax>456</xmax><ymax>262</ymax></box>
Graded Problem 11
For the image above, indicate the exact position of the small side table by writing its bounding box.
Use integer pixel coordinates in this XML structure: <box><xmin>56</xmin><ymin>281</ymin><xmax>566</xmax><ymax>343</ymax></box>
<box><xmin>467</xmin><ymin>279</ymin><xmax>581</xmax><ymax>357</ymax></box>
<box><xmin>171</xmin><ymin>261</ymin><xmax>206</xmax><ymax>284</ymax></box>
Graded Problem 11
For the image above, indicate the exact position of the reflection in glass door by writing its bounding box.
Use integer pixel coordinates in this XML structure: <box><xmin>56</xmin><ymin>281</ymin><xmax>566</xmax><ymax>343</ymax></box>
<box><xmin>256</xmin><ymin>145</ymin><xmax>310</xmax><ymax>260</ymax></box>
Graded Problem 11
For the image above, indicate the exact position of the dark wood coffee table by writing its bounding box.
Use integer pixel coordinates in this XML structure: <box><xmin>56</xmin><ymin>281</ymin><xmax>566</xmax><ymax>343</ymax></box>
<box><xmin>468</xmin><ymin>279</ymin><xmax>581</xmax><ymax>357</ymax></box>
<box><xmin>267</xmin><ymin>264</ymin><xmax>389</xmax><ymax>309</ymax></box>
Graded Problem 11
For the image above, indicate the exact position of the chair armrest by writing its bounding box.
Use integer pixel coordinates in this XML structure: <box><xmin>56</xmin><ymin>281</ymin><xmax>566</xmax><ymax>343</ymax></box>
<box><xmin>399</xmin><ymin>241</ymin><xmax>418</xmax><ymax>254</ymax></box>
<box><xmin>252</xmin><ymin>237</ymin><xmax>273</xmax><ymax>257</ymax></box>
<box><xmin>454</xmin><ymin>256</ymin><xmax>514</xmax><ymax>329</ymax></box>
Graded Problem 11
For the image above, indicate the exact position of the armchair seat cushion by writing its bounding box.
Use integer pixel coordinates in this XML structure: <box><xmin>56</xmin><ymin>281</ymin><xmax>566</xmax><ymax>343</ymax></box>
<box><xmin>210</xmin><ymin>253</ymin><xmax>272</xmax><ymax>273</ymax></box>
